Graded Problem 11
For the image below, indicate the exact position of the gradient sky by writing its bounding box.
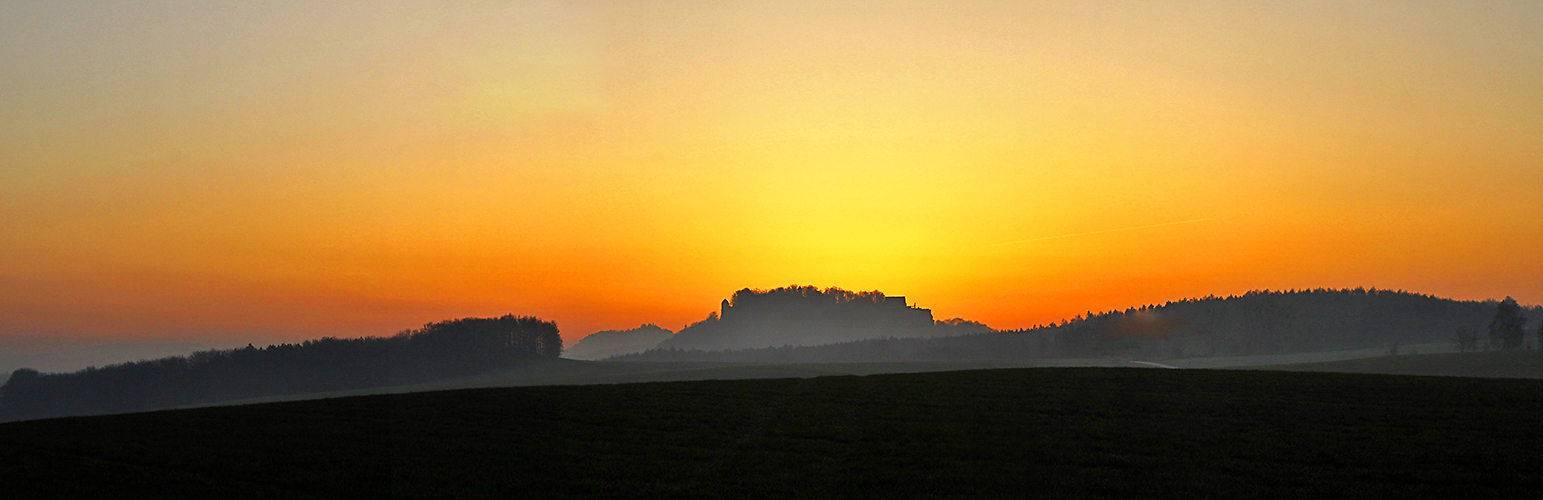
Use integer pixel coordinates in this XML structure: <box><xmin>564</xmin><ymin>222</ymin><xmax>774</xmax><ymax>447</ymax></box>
<box><xmin>3</xmin><ymin>0</ymin><xmax>1541</xmax><ymax>348</ymax></box>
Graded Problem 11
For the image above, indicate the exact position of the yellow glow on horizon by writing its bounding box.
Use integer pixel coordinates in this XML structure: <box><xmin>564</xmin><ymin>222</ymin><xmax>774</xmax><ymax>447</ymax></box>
<box><xmin>2</xmin><ymin>0</ymin><xmax>1541</xmax><ymax>344</ymax></box>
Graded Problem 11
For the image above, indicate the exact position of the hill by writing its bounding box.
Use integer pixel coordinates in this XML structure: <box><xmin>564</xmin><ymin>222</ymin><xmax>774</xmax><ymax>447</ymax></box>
<box><xmin>3</xmin><ymin>368</ymin><xmax>1541</xmax><ymax>498</ymax></box>
<box><xmin>1259</xmin><ymin>349</ymin><xmax>1543</xmax><ymax>378</ymax></box>
<box><xmin>0</xmin><ymin>315</ymin><xmax>561</xmax><ymax>422</ymax></box>
<box><xmin>621</xmin><ymin>289</ymin><xmax>1539</xmax><ymax>362</ymax></box>
<box><xmin>185</xmin><ymin>359</ymin><xmax>1121</xmax><ymax>408</ymax></box>
<box><xmin>563</xmin><ymin>324</ymin><xmax>673</xmax><ymax>360</ymax></box>
<box><xmin>657</xmin><ymin>285</ymin><xmax>991</xmax><ymax>351</ymax></box>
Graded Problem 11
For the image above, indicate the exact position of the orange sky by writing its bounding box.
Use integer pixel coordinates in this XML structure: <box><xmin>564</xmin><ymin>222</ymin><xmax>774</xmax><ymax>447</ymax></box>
<box><xmin>3</xmin><ymin>1</ymin><xmax>1541</xmax><ymax>347</ymax></box>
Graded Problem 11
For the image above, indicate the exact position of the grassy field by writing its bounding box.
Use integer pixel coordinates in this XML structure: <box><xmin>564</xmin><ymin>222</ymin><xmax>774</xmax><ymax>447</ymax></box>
<box><xmin>191</xmin><ymin>358</ymin><xmax>1102</xmax><ymax>408</ymax></box>
<box><xmin>1259</xmin><ymin>349</ymin><xmax>1543</xmax><ymax>378</ymax></box>
<box><xmin>18</xmin><ymin>345</ymin><xmax>1531</xmax><ymax>418</ymax></box>
<box><xmin>1164</xmin><ymin>342</ymin><xmax>1455</xmax><ymax>369</ymax></box>
<box><xmin>4</xmin><ymin>368</ymin><xmax>1542</xmax><ymax>499</ymax></box>
<box><xmin>207</xmin><ymin>346</ymin><xmax>1512</xmax><ymax>410</ymax></box>
<box><xmin>59</xmin><ymin>347</ymin><xmax>1537</xmax><ymax>418</ymax></box>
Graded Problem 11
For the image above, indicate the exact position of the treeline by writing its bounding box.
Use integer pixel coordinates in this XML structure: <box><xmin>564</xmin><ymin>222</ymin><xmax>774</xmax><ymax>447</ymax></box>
<box><xmin>658</xmin><ymin>286</ymin><xmax>989</xmax><ymax>351</ymax></box>
<box><xmin>614</xmin><ymin>289</ymin><xmax>1538</xmax><ymax>363</ymax></box>
<box><xmin>0</xmin><ymin>315</ymin><xmax>561</xmax><ymax>422</ymax></box>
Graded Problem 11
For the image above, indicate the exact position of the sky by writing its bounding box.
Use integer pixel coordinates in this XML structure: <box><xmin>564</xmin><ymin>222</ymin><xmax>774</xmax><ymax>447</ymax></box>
<box><xmin>3</xmin><ymin>0</ymin><xmax>1541</xmax><ymax>350</ymax></box>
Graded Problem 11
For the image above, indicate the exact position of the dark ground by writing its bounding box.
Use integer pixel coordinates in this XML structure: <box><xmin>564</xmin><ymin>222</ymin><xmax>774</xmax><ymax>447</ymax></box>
<box><xmin>3</xmin><ymin>368</ymin><xmax>1541</xmax><ymax>499</ymax></box>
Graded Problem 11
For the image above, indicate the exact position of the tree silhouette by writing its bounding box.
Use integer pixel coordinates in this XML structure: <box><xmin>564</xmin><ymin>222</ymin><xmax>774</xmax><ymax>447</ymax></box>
<box><xmin>1489</xmin><ymin>297</ymin><xmax>1527</xmax><ymax>351</ymax></box>
<box><xmin>1452</xmin><ymin>330</ymin><xmax>1481</xmax><ymax>353</ymax></box>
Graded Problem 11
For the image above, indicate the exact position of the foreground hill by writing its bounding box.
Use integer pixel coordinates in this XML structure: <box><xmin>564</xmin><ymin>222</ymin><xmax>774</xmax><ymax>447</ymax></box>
<box><xmin>209</xmin><ymin>348</ymin><xmax>1543</xmax><ymax>410</ymax></box>
<box><xmin>3</xmin><ymin>368</ymin><xmax>1541</xmax><ymax>499</ymax></box>
<box><xmin>562</xmin><ymin>324</ymin><xmax>673</xmax><ymax>360</ymax></box>
<box><xmin>1260</xmin><ymin>349</ymin><xmax>1543</xmax><ymax>378</ymax></box>
<box><xmin>622</xmin><ymin>289</ymin><xmax>1538</xmax><ymax>362</ymax></box>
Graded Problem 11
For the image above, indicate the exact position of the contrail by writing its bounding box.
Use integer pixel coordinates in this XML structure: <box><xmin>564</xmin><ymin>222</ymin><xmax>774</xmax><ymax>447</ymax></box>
<box><xmin>988</xmin><ymin>218</ymin><xmax>1214</xmax><ymax>247</ymax></box>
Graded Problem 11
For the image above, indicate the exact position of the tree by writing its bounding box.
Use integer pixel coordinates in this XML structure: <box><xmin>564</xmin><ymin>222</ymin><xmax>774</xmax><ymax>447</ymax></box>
<box><xmin>1452</xmin><ymin>330</ymin><xmax>1480</xmax><ymax>353</ymax></box>
<box><xmin>1488</xmin><ymin>297</ymin><xmax>1527</xmax><ymax>351</ymax></box>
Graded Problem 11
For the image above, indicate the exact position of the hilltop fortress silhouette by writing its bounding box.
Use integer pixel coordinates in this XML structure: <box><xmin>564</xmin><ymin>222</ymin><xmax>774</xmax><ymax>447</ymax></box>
<box><xmin>656</xmin><ymin>286</ymin><xmax>978</xmax><ymax>351</ymax></box>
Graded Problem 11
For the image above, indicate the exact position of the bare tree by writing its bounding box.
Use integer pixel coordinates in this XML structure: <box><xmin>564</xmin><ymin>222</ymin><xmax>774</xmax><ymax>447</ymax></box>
<box><xmin>1452</xmin><ymin>330</ymin><xmax>1480</xmax><ymax>353</ymax></box>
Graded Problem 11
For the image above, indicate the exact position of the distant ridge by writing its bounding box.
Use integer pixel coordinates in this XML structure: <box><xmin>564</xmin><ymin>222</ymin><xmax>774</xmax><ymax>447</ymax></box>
<box><xmin>655</xmin><ymin>286</ymin><xmax>991</xmax><ymax>352</ymax></box>
<box><xmin>617</xmin><ymin>289</ymin><xmax>1541</xmax><ymax>363</ymax></box>
<box><xmin>1</xmin><ymin>315</ymin><xmax>562</xmax><ymax>422</ymax></box>
<box><xmin>563</xmin><ymin>324</ymin><xmax>673</xmax><ymax>360</ymax></box>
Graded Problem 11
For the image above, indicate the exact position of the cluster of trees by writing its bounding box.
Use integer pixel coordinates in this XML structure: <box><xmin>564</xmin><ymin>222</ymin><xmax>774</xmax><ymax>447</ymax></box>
<box><xmin>1454</xmin><ymin>297</ymin><xmax>1543</xmax><ymax>352</ymax></box>
<box><xmin>0</xmin><ymin>315</ymin><xmax>561</xmax><ymax>422</ymax></box>
<box><xmin>657</xmin><ymin>286</ymin><xmax>985</xmax><ymax>351</ymax></box>
<box><xmin>1041</xmin><ymin>288</ymin><xmax>1529</xmax><ymax>359</ymax></box>
<box><xmin>1486</xmin><ymin>297</ymin><xmax>1533</xmax><ymax>350</ymax></box>
<box><xmin>1452</xmin><ymin>330</ymin><xmax>1483</xmax><ymax>353</ymax></box>
<box><xmin>615</xmin><ymin>289</ymin><xmax>1536</xmax><ymax>363</ymax></box>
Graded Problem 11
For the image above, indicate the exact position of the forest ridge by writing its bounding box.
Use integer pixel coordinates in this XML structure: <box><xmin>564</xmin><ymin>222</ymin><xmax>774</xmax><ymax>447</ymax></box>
<box><xmin>615</xmin><ymin>288</ymin><xmax>1543</xmax><ymax>362</ymax></box>
<box><xmin>3</xmin><ymin>287</ymin><xmax>1539</xmax><ymax>422</ymax></box>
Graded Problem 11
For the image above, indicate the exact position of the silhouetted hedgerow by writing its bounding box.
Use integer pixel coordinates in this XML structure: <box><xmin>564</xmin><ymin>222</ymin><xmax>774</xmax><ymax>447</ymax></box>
<box><xmin>0</xmin><ymin>315</ymin><xmax>560</xmax><ymax>422</ymax></box>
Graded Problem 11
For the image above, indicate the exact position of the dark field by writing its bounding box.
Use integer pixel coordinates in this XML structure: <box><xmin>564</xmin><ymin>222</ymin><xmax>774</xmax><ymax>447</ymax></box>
<box><xmin>4</xmin><ymin>368</ymin><xmax>1542</xmax><ymax>499</ymax></box>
